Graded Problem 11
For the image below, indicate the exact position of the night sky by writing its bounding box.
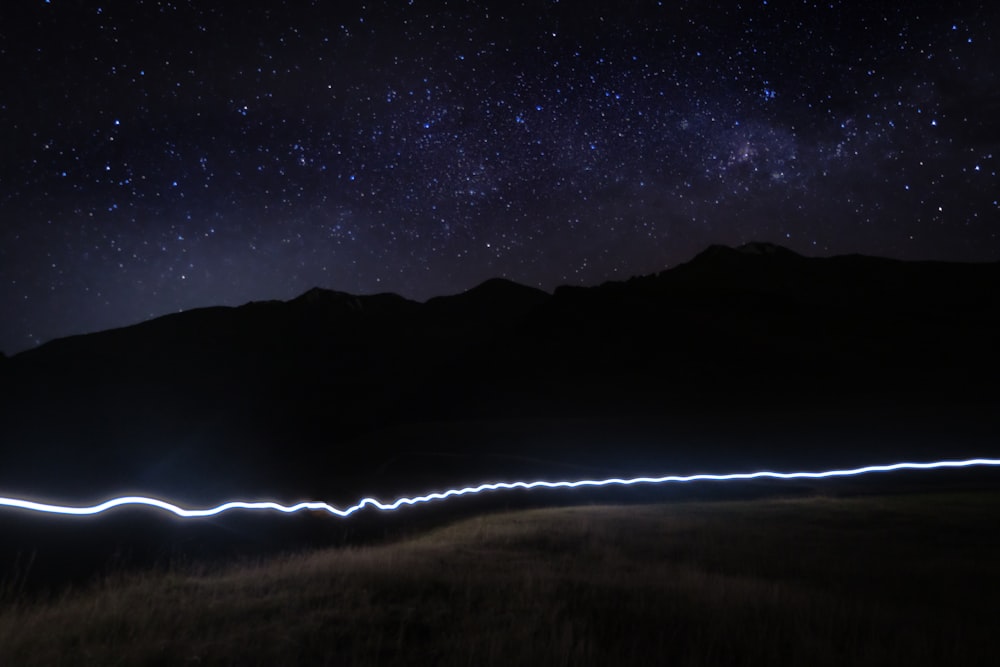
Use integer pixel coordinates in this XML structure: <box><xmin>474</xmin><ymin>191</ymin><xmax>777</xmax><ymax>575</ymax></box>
<box><xmin>1</xmin><ymin>1</ymin><xmax>997</xmax><ymax>355</ymax></box>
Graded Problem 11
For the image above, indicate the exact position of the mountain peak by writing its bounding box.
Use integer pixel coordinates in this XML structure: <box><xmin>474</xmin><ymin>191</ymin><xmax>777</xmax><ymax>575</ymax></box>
<box><xmin>688</xmin><ymin>242</ymin><xmax>802</xmax><ymax>266</ymax></box>
<box><xmin>735</xmin><ymin>241</ymin><xmax>800</xmax><ymax>257</ymax></box>
<box><xmin>464</xmin><ymin>277</ymin><xmax>548</xmax><ymax>298</ymax></box>
<box><xmin>424</xmin><ymin>277</ymin><xmax>549</xmax><ymax>322</ymax></box>
<box><xmin>292</xmin><ymin>287</ymin><xmax>355</xmax><ymax>304</ymax></box>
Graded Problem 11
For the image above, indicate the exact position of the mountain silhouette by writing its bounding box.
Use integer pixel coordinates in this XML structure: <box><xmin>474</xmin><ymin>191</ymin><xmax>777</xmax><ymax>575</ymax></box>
<box><xmin>1</xmin><ymin>243</ymin><xmax>998</xmax><ymax>502</ymax></box>
<box><xmin>424</xmin><ymin>278</ymin><xmax>549</xmax><ymax>323</ymax></box>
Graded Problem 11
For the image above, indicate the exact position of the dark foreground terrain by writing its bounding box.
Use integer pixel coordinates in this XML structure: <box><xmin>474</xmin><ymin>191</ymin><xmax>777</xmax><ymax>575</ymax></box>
<box><xmin>2</xmin><ymin>490</ymin><xmax>999</xmax><ymax>666</ymax></box>
<box><xmin>2</xmin><ymin>243</ymin><xmax>998</xmax><ymax>504</ymax></box>
<box><xmin>0</xmin><ymin>243</ymin><xmax>997</xmax><ymax>663</ymax></box>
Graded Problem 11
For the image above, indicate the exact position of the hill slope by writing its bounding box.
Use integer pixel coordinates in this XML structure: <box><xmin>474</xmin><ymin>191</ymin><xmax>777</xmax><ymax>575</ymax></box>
<box><xmin>3</xmin><ymin>493</ymin><xmax>999</xmax><ymax>666</ymax></box>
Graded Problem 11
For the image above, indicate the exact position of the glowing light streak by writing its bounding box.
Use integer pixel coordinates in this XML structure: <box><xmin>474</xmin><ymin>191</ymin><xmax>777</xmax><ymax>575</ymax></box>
<box><xmin>0</xmin><ymin>458</ymin><xmax>998</xmax><ymax>520</ymax></box>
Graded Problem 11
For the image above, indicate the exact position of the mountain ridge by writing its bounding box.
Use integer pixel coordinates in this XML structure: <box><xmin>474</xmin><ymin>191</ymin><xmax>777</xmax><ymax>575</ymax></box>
<box><xmin>1</xmin><ymin>242</ymin><xmax>997</xmax><ymax>501</ymax></box>
<box><xmin>9</xmin><ymin>242</ymin><xmax>999</xmax><ymax>361</ymax></box>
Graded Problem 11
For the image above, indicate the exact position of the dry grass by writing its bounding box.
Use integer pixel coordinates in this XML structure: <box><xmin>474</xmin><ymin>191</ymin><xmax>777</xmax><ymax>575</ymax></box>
<box><xmin>1</xmin><ymin>492</ymin><xmax>998</xmax><ymax>666</ymax></box>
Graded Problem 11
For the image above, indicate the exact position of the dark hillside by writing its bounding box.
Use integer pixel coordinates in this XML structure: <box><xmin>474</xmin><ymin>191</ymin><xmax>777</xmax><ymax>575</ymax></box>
<box><xmin>0</xmin><ymin>244</ymin><xmax>997</xmax><ymax>503</ymax></box>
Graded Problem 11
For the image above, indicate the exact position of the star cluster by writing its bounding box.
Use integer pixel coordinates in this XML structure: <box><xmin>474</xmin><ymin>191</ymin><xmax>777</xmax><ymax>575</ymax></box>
<box><xmin>1</xmin><ymin>1</ymin><xmax>997</xmax><ymax>353</ymax></box>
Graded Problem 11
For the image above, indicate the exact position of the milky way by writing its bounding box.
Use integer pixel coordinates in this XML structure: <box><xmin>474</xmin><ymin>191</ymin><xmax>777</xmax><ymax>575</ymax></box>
<box><xmin>1</xmin><ymin>1</ymin><xmax>997</xmax><ymax>354</ymax></box>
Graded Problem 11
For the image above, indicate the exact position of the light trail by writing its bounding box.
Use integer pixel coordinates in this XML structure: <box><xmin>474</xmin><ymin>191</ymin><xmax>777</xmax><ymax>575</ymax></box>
<box><xmin>0</xmin><ymin>458</ymin><xmax>998</xmax><ymax>520</ymax></box>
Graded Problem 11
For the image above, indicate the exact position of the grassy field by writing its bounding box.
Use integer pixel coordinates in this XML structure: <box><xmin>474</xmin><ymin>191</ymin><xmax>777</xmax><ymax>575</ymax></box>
<box><xmin>1</xmin><ymin>491</ymin><xmax>998</xmax><ymax>666</ymax></box>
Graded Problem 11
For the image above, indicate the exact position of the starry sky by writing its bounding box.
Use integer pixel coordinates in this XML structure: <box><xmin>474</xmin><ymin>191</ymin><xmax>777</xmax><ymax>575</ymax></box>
<box><xmin>1</xmin><ymin>1</ymin><xmax>997</xmax><ymax>354</ymax></box>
